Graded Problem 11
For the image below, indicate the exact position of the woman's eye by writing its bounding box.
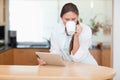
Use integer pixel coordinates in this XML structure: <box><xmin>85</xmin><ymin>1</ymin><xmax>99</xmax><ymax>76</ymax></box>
<box><xmin>66</xmin><ymin>19</ymin><xmax>70</xmax><ymax>21</ymax></box>
<box><xmin>72</xmin><ymin>18</ymin><xmax>76</xmax><ymax>21</ymax></box>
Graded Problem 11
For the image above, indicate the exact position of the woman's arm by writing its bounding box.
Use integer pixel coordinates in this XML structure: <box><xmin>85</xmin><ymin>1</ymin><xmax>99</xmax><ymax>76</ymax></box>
<box><xmin>70</xmin><ymin>24</ymin><xmax>92</xmax><ymax>62</ymax></box>
<box><xmin>71</xmin><ymin>34</ymin><xmax>80</xmax><ymax>55</ymax></box>
<box><xmin>71</xmin><ymin>24</ymin><xmax>82</xmax><ymax>55</ymax></box>
<box><xmin>50</xmin><ymin>29</ymin><xmax>61</xmax><ymax>54</ymax></box>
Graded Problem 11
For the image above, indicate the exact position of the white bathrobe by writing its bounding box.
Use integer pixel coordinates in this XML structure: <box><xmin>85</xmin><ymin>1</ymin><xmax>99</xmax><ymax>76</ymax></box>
<box><xmin>50</xmin><ymin>21</ymin><xmax>98</xmax><ymax>65</ymax></box>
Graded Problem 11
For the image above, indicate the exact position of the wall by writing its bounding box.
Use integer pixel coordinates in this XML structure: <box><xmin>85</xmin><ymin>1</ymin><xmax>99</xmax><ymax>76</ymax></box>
<box><xmin>0</xmin><ymin>0</ymin><xmax>4</xmax><ymax>25</ymax></box>
<box><xmin>58</xmin><ymin>0</ymin><xmax>112</xmax><ymax>25</ymax></box>
<box><xmin>113</xmin><ymin>0</ymin><xmax>120</xmax><ymax>79</ymax></box>
<box><xmin>58</xmin><ymin>0</ymin><xmax>112</xmax><ymax>44</ymax></box>
<box><xmin>7</xmin><ymin>0</ymin><xmax>112</xmax><ymax>45</ymax></box>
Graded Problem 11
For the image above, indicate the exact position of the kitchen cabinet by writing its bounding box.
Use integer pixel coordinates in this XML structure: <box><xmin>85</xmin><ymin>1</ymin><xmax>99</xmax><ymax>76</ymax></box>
<box><xmin>90</xmin><ymin>49</ymin><xmax>102</xmax><ymax>65</ymax></box>
<box><xmin>13</xmin><ymin>48</ymin><xmax>49</xmax><ymax>65</ymax></box>
<box><xmin>0</xmin><ymin>48</ymin><xmax>111</xmax><ymax>66</ymax></box>
<box><xmin>90</xmin><ymin>49</ymin><xmax>111</xmax><ymax>67</ymax></box>
<box><xmin>0</xmin><ymin>49</ymin><xmax>13</xmax><ymax>65</ymax></box>
<box><xmin>13</xmin><ymin>49</ymin><xmax>103</xmax><ymax>65</ymax></box>
<box><xmin>0</xmin><ymin>48</ymin><xmax>49</xmax><ymax>65</ymax></box>
<box><xmin>101</xmin><ymin>48</ymin><xmax>111</xmax><ymax>67</ymax></box>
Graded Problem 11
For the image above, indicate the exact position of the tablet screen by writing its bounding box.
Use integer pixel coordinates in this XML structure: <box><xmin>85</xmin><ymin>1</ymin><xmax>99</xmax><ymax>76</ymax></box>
<box><xmin>35</xmin><ymin>52</ymin><xmax>65</xmax><ymax>66</ymax></box>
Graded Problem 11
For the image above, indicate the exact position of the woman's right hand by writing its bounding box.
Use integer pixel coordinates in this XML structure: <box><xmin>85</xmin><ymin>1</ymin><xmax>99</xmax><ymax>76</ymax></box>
<box><xmin>75</xmin><ymin>24</ymin><xmax>82</xmax><ymax>37</ymax></box>
<box><xmin>37</xmin><ymin>58</ymin><xmax>46</xmax><ymax>66</ymax></box>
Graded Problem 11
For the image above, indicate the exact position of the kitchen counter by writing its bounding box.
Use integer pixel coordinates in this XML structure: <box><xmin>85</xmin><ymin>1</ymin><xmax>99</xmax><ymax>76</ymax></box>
<box><xmin>0</xmin><ymin>45</ymin><xmax>11</xmax><ymax>53</ymax></box>
<box><xmin>0</xmin><ymin>44</ymin><xmax>102</xmax><ymax>53</ymax></box>
<box><xmin>0</xmin><ymin>44</ymin><xmax>50</xmax><ymax>54</ymax></box>
<box><xmin>0</xmin><ymin>61</ymin><xmax>115</xmax><ymax>80</ymax></box>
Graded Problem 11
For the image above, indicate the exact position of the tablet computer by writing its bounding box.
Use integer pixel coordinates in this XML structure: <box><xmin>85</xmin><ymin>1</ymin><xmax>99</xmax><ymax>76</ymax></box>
<box><xmin>35</xmin><ymin>52</ymin><xmax>65</xmax><ymax>66</ymax></box>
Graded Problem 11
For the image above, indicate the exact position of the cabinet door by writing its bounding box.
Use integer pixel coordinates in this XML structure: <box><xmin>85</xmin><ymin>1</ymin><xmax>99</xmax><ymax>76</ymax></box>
<box><xmin>0</xmin><ymin>52</ymin><xmax>4</xmax><ymax>64</ymax></box>
<box><xmin>13</xmin><ymin>48</ymin><xmax>49</xmax><ymax>65</ymax></box>
<box><xmin>101</xmin><ymin>48</ymin><xmax>111</xmax><ymax>67</ymax></box>
<box><xmin>0</xmin><ymin>49</ymin><xmax>13</xmax><ymax>65</ymax></box>
<box><xmin>90</xmin><ymin>49</ymin><xmax>102</xmax><ymax>65</ymax></box>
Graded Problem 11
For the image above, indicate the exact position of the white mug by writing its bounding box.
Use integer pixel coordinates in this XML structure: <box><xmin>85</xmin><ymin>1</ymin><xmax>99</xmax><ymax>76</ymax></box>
<box><xmin>66</xmin><ymin>21</ymin><xmax>76</xmax><ymax>36</ymax></box>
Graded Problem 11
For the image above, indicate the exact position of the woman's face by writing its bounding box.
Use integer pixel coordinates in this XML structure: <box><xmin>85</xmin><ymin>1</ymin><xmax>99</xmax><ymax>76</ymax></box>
<box><xmin>61</xmin><ymin>11</ymin><xmax>78</xmax><ymax>26</ymax></box>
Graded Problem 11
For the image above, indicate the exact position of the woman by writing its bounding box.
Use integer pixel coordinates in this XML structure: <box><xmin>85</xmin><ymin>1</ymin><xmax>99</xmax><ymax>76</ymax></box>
<box><xmin>38</xmin><ymin>3</ymin><xmax>98</xmax><ymax>65</ymax></box>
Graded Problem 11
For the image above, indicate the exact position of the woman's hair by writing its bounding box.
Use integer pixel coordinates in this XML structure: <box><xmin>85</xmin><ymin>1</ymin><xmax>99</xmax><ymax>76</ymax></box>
<box><xmin>60</xmin><ymin>3</ymin><xmax>79</xmax><ymax>54</ymax></box>
<box><xmin>60</xmin><ymin>3</ymin><xmax>79</xmax><ymax>17</ymax></box>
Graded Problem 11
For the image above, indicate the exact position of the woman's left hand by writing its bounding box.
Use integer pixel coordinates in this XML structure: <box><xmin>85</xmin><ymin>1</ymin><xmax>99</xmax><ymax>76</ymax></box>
<box><xmin>75</xmin><ymin>24</ymin><xmax>82</xmax><ymax>37</ymax></box>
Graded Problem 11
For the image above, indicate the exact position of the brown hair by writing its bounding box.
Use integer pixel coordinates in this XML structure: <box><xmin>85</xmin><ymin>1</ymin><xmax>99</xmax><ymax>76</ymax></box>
<box><xmin>60</xmin><ymin>3</ymin><xmax>79</xmax><ymax>54</ymax></box>
<box><xmin>60</xmin><ymin>3</ymin><xmax>79</xmax><ymax>17</ymax></box>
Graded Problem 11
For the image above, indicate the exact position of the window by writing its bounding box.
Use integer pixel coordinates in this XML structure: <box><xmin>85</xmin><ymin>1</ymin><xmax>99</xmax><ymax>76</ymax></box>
<box><xmin>9</xmin><ymin>0</ymin><xmax>58</xmax><ymax>43</ymax></box>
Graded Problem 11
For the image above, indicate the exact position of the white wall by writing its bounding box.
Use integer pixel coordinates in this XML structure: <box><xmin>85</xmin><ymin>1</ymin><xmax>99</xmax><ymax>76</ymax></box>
<box><xmin>58</xmin><ymin>0</ymin><xmax>112</xmax><ymax>25</ymax></box>
<box><xmin>113</xmin><ymin>0</ymin><xmax>120</xmax><ymax>79</ymax></box>
<box><xmin>58</xmin><ymin>0</ymin><xmax>112</xmax><ymax>44</ymax></box>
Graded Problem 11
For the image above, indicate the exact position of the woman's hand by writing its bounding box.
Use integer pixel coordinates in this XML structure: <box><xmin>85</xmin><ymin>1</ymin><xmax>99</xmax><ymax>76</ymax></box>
<box><xmin>75</xmin><ymin>24</ymin><xmax>82</xmax><ymax>36</ymax></box>
<box><xmin>37</xmin><ymin>58</ymin><xmax>46</xmax><ymax>66</ymax></box>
